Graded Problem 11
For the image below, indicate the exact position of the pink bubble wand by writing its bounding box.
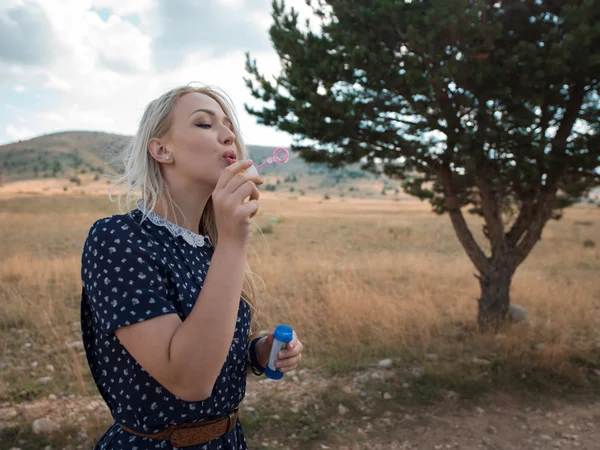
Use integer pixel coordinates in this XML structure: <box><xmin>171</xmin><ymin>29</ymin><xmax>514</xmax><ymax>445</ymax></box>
<box><xmin>255</xmin><ymin>147</ymin><xmax>289</xmax><ymax>170</ymax></box>
<box><xmin>243</xmin><ymin>147</ymin><xmax>289</xmax><ymax>177</ymax></box>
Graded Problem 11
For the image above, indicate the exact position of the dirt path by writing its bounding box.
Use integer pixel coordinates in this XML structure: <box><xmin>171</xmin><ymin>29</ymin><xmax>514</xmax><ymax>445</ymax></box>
<box><xmin>323</xmin><ymin>393</ymin><xmax>600</xmax><ymax>449</ymax></box>
<box><xmin>2</xmin><ymin>368</ymin><xmax>599</xmax><ymax>450</ymax></box>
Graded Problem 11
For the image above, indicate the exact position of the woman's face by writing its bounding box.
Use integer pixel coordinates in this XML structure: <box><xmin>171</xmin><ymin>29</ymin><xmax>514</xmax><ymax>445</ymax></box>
<box><xmin>160</xmin><ymin>92</ymin><xmax>239</xmax><ymax>188</ymax></box>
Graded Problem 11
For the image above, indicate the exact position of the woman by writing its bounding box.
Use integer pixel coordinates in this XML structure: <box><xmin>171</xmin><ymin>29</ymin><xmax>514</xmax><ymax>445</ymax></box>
<box><xmin>80</xmin><ymin>84</ymin><xmax>304</xmax><ymax>449</ymax></box>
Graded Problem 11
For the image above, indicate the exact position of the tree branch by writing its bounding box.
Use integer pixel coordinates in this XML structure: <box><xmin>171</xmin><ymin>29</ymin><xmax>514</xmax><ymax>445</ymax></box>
<box><xmin>439</xmin><ymin>167</ymin><xmax>489</xmax><ymax>274</ymax></box>
<box><xmin>547</xmin><ymin>83</ymin><xmax>586</xmax><ymax>187</ymax></box>
<box><xmin>478</xmin><ymin>183</ymin><xmax>506</xmax><ymax>258</ymax></box>
<box><xmin>505</xmin><ymin>192</ymin><xmax>535</xmax><ymax>248</ymax></box>
<box><xmin>514</xmin><ymin>191</ymin><xmax>556</xmax><ymax>268</ymax></box>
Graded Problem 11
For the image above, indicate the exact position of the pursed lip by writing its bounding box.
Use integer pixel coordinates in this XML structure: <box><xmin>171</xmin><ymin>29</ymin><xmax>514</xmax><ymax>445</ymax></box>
<box><xmin>223</xmin><ymin>150</ymin><xmax>237</xmax><ymax>165</ymax></box>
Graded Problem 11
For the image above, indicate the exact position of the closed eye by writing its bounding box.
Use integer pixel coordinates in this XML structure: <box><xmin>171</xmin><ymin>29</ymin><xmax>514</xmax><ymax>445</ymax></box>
<box><xmin>195</xmin><ymin>123</ymin><xmax>211</xmax><ymax>129</ymax></box>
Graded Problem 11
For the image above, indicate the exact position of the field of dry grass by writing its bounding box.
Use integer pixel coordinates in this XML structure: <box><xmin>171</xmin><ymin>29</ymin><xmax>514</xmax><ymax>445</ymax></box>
<box><xmin>0</xmin><ymin>193</ymin><xmax>599</xmax><ymax>448</ymax></box>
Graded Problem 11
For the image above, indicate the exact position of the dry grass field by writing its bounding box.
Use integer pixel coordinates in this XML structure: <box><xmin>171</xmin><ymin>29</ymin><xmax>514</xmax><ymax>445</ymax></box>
<box><xmin>0</xmin><ymin>191</ymin><xmax>599</xmax><ymax>449</ymax></box>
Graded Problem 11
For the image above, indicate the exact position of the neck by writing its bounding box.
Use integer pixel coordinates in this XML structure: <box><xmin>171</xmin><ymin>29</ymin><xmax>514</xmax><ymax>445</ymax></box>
<box><xmin>152</xmin><ymin>181</ymin><xmax>212</xmax><ymax>235</ymax></box>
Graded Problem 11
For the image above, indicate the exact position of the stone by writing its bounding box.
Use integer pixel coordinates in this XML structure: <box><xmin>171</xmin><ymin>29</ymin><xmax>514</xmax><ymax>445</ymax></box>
<box><xmin>338</xmin><ymin>404</ymin><xmax>349</xmax><ymax>415</ymax></box>
<box><xmin>383</xmin><ymin>392</ymin><xmax>393</xmax><ymax>400</ymax></box>
<box><xmin>378</xmin><ymin>358</ymin><xmax>393</xmax><ymax>368</ymax></box>
<box><xmin>411</xmin><ymin>366</ymin><xmax>423</xmax><ymax>377</ymax></box>
<box><xmin>425</xmin><ymin>354</ymin><xmax>439</xmax><ymax>361</ymax></box>
<box><xmin>37</xmin><ymin>376</ymin><xmax>53</xmax><ymax>385</ymax></box>
<box><xmin>46</xmin><ymin>364</ymin><xmax>55</xmax><ymax>372</ymax></box>
<box><xmin>87</xmin><ymin>401</ymin><xmax>100</xmax><ymax>410</ymax></box>
<box><xmin>472</xmin><ymin>357</ymin><xmax>492</xmax><ymax>366</ymax></box>
<box><xmin>32</xmin><ymin>418</ymin><xmax>60</xmax><ymax>435</ymax></box>
<box><xmin>68</xmin><ymin>341</ymin><xmax>84</xmax><ymax>350</ymax></box>
<box><xmin>48</xmin><ymin>394</ymin><xmax>57</xmax><ymax>400</ymax></box>
<box><xmin>508</xmin><ymin>304</ymin><xmax>528</xmax><ymax>323</ymax></box>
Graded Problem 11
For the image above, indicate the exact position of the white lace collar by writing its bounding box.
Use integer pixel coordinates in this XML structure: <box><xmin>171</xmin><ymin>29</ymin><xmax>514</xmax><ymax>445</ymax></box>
<box><xmin>136</xmin><ymin>200</ymin><xmax>212</xmax><ymax>248</ymax></box>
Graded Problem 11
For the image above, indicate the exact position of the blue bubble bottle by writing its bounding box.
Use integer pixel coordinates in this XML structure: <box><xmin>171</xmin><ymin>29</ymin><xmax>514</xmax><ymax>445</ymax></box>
<box><xmin>264</xmin><ymin>324</ymin><xmax>294</xmax><ymax>380</ymax></box>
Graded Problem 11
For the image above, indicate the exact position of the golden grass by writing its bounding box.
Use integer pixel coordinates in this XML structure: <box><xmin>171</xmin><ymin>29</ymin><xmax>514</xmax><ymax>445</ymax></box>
<box><xmin>0</xmin><ymin>194</ymin><xmax>599</xmax><ymax>403</ymax></box>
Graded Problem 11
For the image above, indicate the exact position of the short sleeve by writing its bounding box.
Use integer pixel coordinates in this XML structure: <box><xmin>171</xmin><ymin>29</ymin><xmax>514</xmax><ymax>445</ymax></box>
<box><xmin>81</xmin><ymin>216</ymin><xmax>177</xmax><ymax>335</ymax></box>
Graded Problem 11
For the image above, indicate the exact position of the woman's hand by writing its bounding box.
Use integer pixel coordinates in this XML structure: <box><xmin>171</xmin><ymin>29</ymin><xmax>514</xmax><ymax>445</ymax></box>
<box><xmin>212</xmin><ymin>160</ymin><xmax>263</xmax><ymax>247</ymax></box>
<box><xmin>256</xmin><ymin>331</ymin><xmax>304</xmax><ymax>373</ymax></box>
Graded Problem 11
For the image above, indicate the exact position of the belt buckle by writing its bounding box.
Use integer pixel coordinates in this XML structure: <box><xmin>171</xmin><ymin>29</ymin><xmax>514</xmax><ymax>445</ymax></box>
<box><xmin>227</xmin><ymin>409</ymin><xmax>237</xmax><ymax>433</ymax></box>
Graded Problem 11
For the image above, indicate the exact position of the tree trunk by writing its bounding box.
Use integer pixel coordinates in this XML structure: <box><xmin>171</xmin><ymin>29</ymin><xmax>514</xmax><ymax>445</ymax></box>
<box><xmin>477</xmin><ymin>264</ymin><xmax>515</xmax><ymax>331</ymax></box>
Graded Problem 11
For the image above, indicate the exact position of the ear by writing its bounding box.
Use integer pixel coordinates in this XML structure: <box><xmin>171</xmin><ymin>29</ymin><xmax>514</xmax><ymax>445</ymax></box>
<box><xmin>148</xmin><ymin>138</ymin><xmax>172</xmax><ymax>164</ymax></box>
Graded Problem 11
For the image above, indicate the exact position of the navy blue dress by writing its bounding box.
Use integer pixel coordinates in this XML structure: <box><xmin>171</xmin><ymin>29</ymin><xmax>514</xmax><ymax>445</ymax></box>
<box><xmin>80</xmin><ymin>204</ymin><xmax>251</xmax><ymax>449</ymax></box>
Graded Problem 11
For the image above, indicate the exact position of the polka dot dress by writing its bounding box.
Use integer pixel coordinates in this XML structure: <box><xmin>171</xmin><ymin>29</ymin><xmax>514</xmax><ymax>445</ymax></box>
<box><xmin>80</xmin><ymin>205</ymin><xmax>251</xmax><ymax>449</ymax></box>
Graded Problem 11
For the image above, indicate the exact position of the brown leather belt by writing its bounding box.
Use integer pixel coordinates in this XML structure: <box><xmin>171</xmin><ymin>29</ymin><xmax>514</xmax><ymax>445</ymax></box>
<box><xmin>118</xmin><ymin>407</ymin><xmax>239</xmax><ymax>448</ymax></box>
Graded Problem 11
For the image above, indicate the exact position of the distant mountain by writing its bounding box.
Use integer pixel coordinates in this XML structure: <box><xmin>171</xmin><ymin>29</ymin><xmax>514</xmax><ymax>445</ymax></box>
<box><xmin>0</xmin><ymin>131</ymin><xmax>401</xmax><ymax>199</ymax></box>
<box><xmin>0</xmin><ymin>131</ymin><xmax>315</xmax><ymax>179</ymax></box>
<box><xmin>0</xmin><ymin>131</ymin><xmax>125</xmax><ymax>182</ymax></box>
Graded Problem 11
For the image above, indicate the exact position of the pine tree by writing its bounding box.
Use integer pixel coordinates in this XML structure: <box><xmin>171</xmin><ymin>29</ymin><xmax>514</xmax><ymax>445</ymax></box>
<box><xmin>245</xmin><ymin>0</ymin><xmax>600</xmax><ymax>329</ymax></box>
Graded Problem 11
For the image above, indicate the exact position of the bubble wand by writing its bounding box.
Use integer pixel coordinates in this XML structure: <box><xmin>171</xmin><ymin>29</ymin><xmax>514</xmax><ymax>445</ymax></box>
<box><xmin>243</xmin><ymin>147</ymin><xmax>289</xmax><ymax>177</ymax></box>
<box><xmin>243</xmin><ymin>148</ymin><xmax>295</xmax><ymax>380</ymax></box>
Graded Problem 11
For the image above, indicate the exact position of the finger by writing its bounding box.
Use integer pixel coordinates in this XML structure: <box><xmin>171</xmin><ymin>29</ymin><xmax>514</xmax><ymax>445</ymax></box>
<box><xmin>287</xmin><ymin>336</ymin><xmax>301</xmax><ymax>352</ymax></box>
<box><xmin>248</xmin><ymin>182</ymin><xmax>260</xmax><ymax>203</ymax></box>
<box><xmin>279</xmin><ymin>342</ymin><xmax>302</xmax><ymax>359</ymax></box>
<box><xmin>232</xmin><ymin>181</ymin><xmax>260</xmax><ymax>205</ymax></box>
<box><xmin>239</xmin><ymin>199</ymin><xmax>259</xmax><ymax>219</ymax></box>
<box><xmin>224</xmin><ymin>172</ymin><xmax>263</xmax><ymax>194</ymax></box>
<box><xmin>276</xmin><ymin>353</ymin><xmax>302</xmax><ymax>370</ymax></box>
<box><xmin>215</xmin><ymin>160</ymin><xmax>254</xmax><ymax>191</ymax></box>
<box><xmin>231</xmin><ymin>181</ymin><xmax>258</xmax><ymax>204</ymax></box>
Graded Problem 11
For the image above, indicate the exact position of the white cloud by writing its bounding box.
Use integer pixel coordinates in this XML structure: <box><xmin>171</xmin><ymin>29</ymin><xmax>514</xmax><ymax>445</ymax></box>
<box><xmin>90</xmin><ymin>0</ymin><xmax>154</xmax><ymax>16</ymax></box>
<box><xmin>0</xmin><ymin>1</ymin><xmax>61</xmax><ymax>66</ymax></box>
<box><xmin>0</xmin><ymin>0</ymin><xmax>311</xmax><ymax>147</ymax></box>
<box><xmin>43</xmin><ymin>74</ymin><xmax>71</xmax><ymax>92</ymax></box>
<box><xmin>36</xmin><ymin>0</ymin><xmax>151</xmax><ymax>75</ymax></box>
<box><xmin>89</xmin><ymin>14</ymin><xmax>152</xmax><ymax>73</ymax></box>
<box><xmin>5</xmin><ymin>124</ymin><xmax>35</xmax><ymax>141</ymax></box>
<box><xmin>13</xmin><ymin>85</ymin><xmax>27</xmax><ymax>93</ymax></box>
<box><xmin>219</xmin><ymin>0</ymin><xmax>245</xmax><ymax>8</ymax></box>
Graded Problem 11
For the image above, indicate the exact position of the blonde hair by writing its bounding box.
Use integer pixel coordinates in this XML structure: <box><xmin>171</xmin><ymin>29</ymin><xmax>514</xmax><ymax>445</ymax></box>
<box><xmin>109</xmin><ymin>83</ymin><xmax>261</xmax><ymax>332</ymax></box>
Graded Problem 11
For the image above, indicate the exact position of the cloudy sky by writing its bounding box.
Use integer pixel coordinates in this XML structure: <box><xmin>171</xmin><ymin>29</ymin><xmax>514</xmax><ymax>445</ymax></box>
<box><xmin>0</xmin><ymin>0</ymin><xmax>311</xmax><ymax>146</ymax></box>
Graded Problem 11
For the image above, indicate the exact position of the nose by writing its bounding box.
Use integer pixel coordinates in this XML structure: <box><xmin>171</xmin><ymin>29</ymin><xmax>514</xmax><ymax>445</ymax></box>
<box><xmin>219</xmin><ymin>124</ymin><xmax>236</xmax><ymax>147</ymax></box>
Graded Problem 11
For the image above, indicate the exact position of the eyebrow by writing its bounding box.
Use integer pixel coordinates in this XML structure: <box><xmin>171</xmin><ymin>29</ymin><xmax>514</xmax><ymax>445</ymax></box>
<box><xmin>188</xmin><ymin>108</ymin><xmax>232</xmax><ymax>125</ymax></box>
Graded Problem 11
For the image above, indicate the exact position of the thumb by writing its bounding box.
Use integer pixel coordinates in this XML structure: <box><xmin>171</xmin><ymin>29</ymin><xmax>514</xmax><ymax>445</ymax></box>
<box><xmin>264</xmin><ymin>333</ymin><xmax>275</xmax><ymax>346</ymax></box>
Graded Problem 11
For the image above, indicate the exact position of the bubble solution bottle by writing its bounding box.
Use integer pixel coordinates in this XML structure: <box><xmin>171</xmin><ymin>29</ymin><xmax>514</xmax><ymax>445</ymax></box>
<box><xmin>264</xmin><ymin>324</ymin><xmax>294</xmax><ymax>380</ymax></box>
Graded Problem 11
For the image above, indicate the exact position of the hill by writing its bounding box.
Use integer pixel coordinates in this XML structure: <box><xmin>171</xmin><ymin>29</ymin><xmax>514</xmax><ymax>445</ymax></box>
<box><xmin>0</xmin><ymin>131</ymin><xmax>406</xmax><ymax>200</ymax></box>
<box><xmin>0</xmin><ymin>131</ymin><xmax>125</xmax><ymax>182</ymax></box>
